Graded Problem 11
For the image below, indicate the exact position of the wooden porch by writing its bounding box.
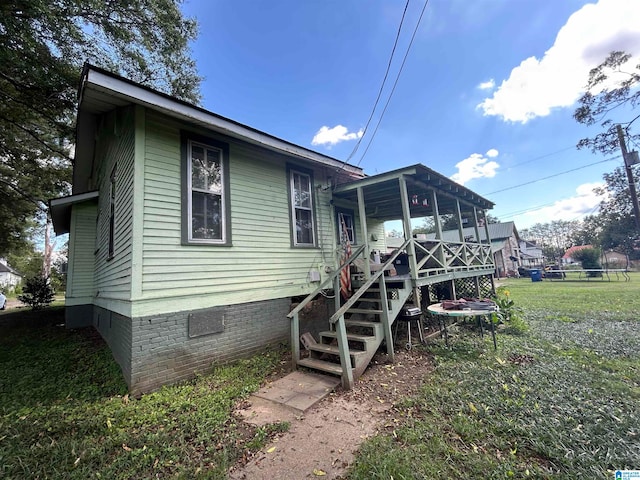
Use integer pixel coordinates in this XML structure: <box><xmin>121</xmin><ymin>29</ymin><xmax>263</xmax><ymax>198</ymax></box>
<box><xmin>288</xmin><ymin>164</ymin><xmax>496</xmax><ymax>389</ymax></box>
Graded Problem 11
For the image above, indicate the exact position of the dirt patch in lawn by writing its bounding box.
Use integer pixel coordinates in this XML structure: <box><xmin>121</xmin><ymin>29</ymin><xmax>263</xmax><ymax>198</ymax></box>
<box><xmin>229</xmin><ymin>347</ymin><xmax>434</xmax><ymax>479</ymax></box>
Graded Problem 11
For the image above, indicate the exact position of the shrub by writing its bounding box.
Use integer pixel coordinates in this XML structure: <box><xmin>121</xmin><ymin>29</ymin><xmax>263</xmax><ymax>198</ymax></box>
<box><xmin>18</xmin><ymin>276</ymin><xmax>55</xmax><ymax>310</ymax></box>
<box><xmin>572</xmin><ymin>247</ymin><xmax>602</xmax><ymax>277</ymax></box>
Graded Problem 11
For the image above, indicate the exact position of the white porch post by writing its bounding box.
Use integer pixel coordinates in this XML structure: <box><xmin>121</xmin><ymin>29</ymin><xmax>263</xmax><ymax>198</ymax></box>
<box><xmin>473</xmin><ymin>207</ymin><xmax>482</xmax><ymax>243</ymax></box>
<box><xmin>357</xmin><ymin>186</ymin><xmax>370</xmax><ymax>279</ymax></box>
<box><xmin>430</xmin><ymin>189</ymin><xmax>446</xmax><ymax>269</ymax></box>
<box><xmin>398</xmin><ymin>175</ymin><xmax>421</xmax><ymax>308</ymax></box>
<box><xmin>456</xmin><ymin>199</ymin><xmax>469</xmax><ymax>266</ymax></box>
<box><xmin>399</xmin><ymin>175</ymin><xmax>418</xmax><ymax>276</ymax></box>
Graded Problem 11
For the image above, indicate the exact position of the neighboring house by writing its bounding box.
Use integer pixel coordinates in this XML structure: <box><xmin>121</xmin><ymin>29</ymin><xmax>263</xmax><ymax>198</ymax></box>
<box><xmin>602</xmin><ymin>250</ymin><xmax>629</xmax><ymax>268</ymax></box>
<box><xmin>563</xmin><ymin>247</ymin><xmax>628</xmax><ymax>269</ymax></box>
<box><xmin>385</xmin><ymin>236</ymin><xmax>404</xmax><ymax>254</ymax></box>
<box><xmin>0</xmin><ymin>259</ymin><xmax>22</xmax><ymax>290</ymax></box>
<box><xmin>562</xmin><ymin>245</ymin><xmax>593</xmax><ymax>265</ymax></box>
<box><xmin>51</xmin><ymin>65</ymin><xmax>496</xmax><ymax>393</ymax></box>
<box><xmin>519</xmin><ymin>239</ymin><xmax>543</xmax><ymax>267</ymax></box>
<box><xmin>427</xmin><ymin>222</ymin><xmax>521</xmax><ymax>278</ymax></box>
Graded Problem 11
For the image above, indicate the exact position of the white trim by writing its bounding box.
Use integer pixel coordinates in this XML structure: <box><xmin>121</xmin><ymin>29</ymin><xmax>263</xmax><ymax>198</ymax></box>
<box><xmin>50</xmin><ymin>191</ymin><xmax>100</xmax><ymax>235</ymax></box>
<box><xmin>50</xmin><ymin>190</ymin><xmax>99</xmax><ymax>208</ymax></box>
<box><xmin>84</xmin><ymin>69</ymin><xmax>363</xmax><ymax>177</ymax></box>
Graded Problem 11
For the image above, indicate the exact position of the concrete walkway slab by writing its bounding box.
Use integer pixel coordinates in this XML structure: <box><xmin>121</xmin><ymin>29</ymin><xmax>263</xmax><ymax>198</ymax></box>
<box><xmin>235</xmin><ymin>371</ymin><xmax>340</xmax><ymax>427</ymax></box>
<box><xmin>253</xmin><ymin>371</ymin><xmax>340</xmax><ymax>413</ymax></box>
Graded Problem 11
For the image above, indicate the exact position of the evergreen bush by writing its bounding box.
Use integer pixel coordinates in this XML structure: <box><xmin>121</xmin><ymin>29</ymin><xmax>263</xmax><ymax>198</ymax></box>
<box><xmin>18</xmin><ymin>276</ymin><xmax>55</xmax><ymax>310</ymax></box>
<box><xmin>572</xmin><ymin>247</ymin><xmax>602</xmax><ymax>277</ymax></box>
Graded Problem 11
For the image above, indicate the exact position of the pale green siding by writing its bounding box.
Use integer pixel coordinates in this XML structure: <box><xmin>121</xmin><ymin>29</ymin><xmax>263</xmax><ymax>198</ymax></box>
<box><xmin>367</xmin><ymin>220</ymin><xmax>387</xmax><ymax>252</ymax></box>
<box><xmin>92</xmin><ymin>107</ymin><xmax>136</xmax><ymax>311</ymax></box>
<box><xmin>133</xmin><ymin>111</ymin><xmax>340</xmax><ymax>316</ymax></box>
<box><xmin>66</xmin><ymin>203</ymin><xmax>97</xmax><ymax>305</ymax></box>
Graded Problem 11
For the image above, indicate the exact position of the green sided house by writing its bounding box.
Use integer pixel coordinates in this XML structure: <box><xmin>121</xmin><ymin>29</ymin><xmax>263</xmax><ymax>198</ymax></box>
<box><xmin>51</xmin><ymin>65</ymin><xmax>496</xmax><ymax>394</ymax></box>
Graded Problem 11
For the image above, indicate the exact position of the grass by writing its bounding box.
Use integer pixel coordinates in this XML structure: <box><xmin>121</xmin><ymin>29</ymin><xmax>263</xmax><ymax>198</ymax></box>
<box><xmin>0</xmin><ymin>307</ymin><xmax>288</xmax><ymax>479</ymax></box>
<box><xmin>3</xmin><ymin>275</ymin><xmax>639</xmax><ymax>478</ymax></box>
<box><xmin>347</xmin><ymin>273</ymin><xmax>640</xmax><ymax>479</ymax></box>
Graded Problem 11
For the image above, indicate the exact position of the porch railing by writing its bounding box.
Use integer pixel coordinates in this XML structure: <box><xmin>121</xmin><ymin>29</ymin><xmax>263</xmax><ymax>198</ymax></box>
<box><xmin>413</xmin><ymin>239</ymin><xmax>493</xmax><ymax>278</ymax></box>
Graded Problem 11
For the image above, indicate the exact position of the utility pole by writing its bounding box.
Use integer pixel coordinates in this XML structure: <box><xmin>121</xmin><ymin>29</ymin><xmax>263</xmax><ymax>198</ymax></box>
<box><xmin>616</xmin><ymin>124</ymin><xmax>640</xmax><ymax>230</ymax></box>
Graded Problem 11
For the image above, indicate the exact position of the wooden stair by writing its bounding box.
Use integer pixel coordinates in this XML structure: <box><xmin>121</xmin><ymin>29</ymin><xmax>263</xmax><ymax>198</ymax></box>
<box><xmin>296</xmin><ymin>277</ymin><xmax>413</xmax><ymax>387</ymax></box>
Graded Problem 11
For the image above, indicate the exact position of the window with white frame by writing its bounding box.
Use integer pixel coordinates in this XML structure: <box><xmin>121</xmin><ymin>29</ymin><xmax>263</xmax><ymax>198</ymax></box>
<box><xmin>185</xmin><ymin>139</ymin><xmax>228</xmax><ymax>244</ymax></box>
<box><xmin>336</xmin><ymin>209</ymin><xmax>355</xmax><ymax>244</ymax></box>
<box><xmin>289</xmin><ymin>169</ymin><xmax>316</xmax><ymax>246</ymax></box>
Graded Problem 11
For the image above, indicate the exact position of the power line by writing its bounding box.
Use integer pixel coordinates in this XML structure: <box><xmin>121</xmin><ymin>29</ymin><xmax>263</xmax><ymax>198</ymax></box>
<box><xmin>356</xmin><ymin>0</ymin><xmax>430</xmax><ymax>167</ymax></box>
<box><xmin>498</xmin><ymin>201</ymin><xmax>561</xmax><ymax>218</ymax></box>
<box><xmin>342</xmin><ymin>0</ymin><xmax>410</xmax><ymax>165</ymax></box>
<box><xmin>506</xmin><ymin>145</ymin><xmax>578</xmax><ymax>169</ymax></box>
<box><xmin>482</xmin><ymin>156</ymin><xmax>621</xmax><ymax>196</ymax></box>
<box><xmin>498</xmin><ymin>198</ymin><xmax>602</xmax><ymax>222</ymax></box>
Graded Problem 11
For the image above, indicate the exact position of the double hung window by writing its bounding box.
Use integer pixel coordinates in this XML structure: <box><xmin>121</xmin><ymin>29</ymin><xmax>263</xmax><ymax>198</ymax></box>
<box><xmin>183</xmin><ymin>136</ymin><xmax>230</xmax><ymax>245</ymax></box>
<box><xmin>289</xmin><ymin>169</ymin><xmax>316</xmax><ymax>247</ymax></box>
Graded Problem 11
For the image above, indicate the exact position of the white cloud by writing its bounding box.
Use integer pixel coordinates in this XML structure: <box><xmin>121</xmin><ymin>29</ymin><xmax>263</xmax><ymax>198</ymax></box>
<box><xmin>523</xmin><ymin>182</ymin><xmax>605</xmax><ymax>224</ymax></box>
<box><xmin>451</xmin><ymin>151</ymin><xmax>500</xmax><ymax>185</ymax></box>
<box><xmin>477</xmin><ymin>79</ymin><xmax>495</xmax><ymax>90</ymax></box>
<box><xmin>311</xmin><ymin>125</ymin><xmax>363</xmax><ymax>147</ymax></box>
<box><xmin>478</xmin><ymin>0</ymin><xmax>640</xmax><ymax>123</ymax></box>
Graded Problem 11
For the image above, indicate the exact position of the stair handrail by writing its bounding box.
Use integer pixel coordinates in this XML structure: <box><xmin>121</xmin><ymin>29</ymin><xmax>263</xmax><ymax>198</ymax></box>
<box><xmin>329</xmin><ymin>238</ymin><xmax>411</xmax><ymax>324</ymax></box>
<box><xmin>287</xmin><ymin>244</ymin><xmax>367</xmax><ymax>319</ymax></box>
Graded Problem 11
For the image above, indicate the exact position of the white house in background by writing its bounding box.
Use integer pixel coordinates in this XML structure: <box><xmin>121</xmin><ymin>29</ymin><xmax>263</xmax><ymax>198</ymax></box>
<box><xmin>0</xmin><ymin>259</ymin><xmax>22</xmax><ymax>290</ymax></box>
<box><xmin>519</xmin><ymin>239</ymin><xmax>543</xmax><ymax>267</ymax></box>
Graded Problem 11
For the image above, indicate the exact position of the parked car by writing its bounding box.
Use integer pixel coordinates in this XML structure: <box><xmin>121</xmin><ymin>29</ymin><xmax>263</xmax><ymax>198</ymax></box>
<box><xmin>0</xmin><ymin>292</ymin><xmax>6</xmax><ymax>310</ymax></box>
<box><xmin>543</xmin><ymin>265</ymin><xmax>565</xmax><ymax>279</ymax></box>
<box><xmin>518</xmin><ymin>266</ymin><xmax>532</xmax><ymax>277</ymax></box>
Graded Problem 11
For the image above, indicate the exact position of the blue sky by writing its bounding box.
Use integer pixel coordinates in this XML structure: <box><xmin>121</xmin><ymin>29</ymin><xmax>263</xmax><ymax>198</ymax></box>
<box><xmin>181</xmin><ymin>0</ymin><xmax>640</xmax><ymax>231</ymax></box>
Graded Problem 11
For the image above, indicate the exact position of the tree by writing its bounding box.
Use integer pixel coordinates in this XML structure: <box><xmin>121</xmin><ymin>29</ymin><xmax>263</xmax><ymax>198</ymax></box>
<box><xmin>0</xmin><ymin>0</ymin><xmax>201</xmax><ymax>257</ymax></box>
<box><xmin>412</xmin><ymin>218</ymin><xmax>435</xmax><ymax>235</ymax></box>
<box><xmin>485</xmin><ymin>214</ymin><xmax>500</xmax><ymax>224</ymax></box>
<box><xmin>18</xmin><ymin>276</ymin><xmax>55</xmax><ymax>310</ymax></box>
<box><xmin>572</xmin><ymin>247</ymin><xmax>602</xmax><ymax>277</ymax></box>
<box><xmin>5</xmin><ymin>235</ymin><xmax>43</xmax><ymax>280</ymax></box>
<box><xmin>588</xmin><ymin>167</ymin><xmax>640</xmax><ymax>259</ymax></box>
<box><xmin>574</xmin><ymin>51</ymin><xmax>640</xmax><ymax>155</ymax></box>
<box><xmin>574</xmin><ymin>50</ymin><xmax>640</xmax><ymax>255</ymax></box>
<box><xmin>521</xmin><ymin>220</ymin><xmax>580</xmax><ymax>263</ymax></box>
<box><xmin>569</xmin><ymin>214</ymin><xmax>601</xmax><ymax>246</ymax></box>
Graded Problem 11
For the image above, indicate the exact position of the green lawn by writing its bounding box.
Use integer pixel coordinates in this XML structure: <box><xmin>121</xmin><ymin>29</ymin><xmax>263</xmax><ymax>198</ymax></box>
<box><xmin>0</xmin><ymin>307</ymin><xmax>287</xmax><ymax>479</ymax></box>
<box><xmin>347</xmin><ymin>273</ymin><xmax>640</xmax><ymax>479</ymax></box>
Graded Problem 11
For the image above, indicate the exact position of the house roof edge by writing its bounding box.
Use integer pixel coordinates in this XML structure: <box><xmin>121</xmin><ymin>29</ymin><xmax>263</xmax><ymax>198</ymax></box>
<box><xmin>79</xmin><ymin>64</ymin><xmax>364</xmax><ymax>177</ymax></box>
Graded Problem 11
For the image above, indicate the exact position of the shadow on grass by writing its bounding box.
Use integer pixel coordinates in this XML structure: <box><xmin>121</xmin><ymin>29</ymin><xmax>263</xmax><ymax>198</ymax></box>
<box><xmin>0</xmin><ymin>307</ymin><xmax>127</xmax><ymax>408</ymax></box>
